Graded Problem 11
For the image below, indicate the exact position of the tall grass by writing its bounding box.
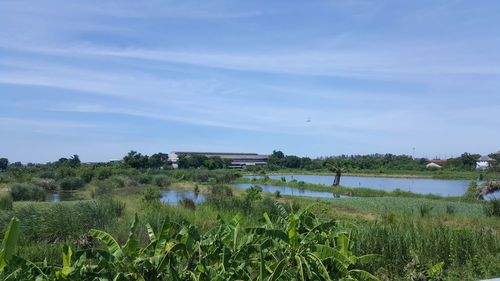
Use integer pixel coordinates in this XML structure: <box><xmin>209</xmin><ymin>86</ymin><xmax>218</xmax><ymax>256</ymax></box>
<box><xmin>0</xmin><ymin>192</ymin><xmax>13</xmax><ymax>210</ymax></box>
<box><xmin>355</xmin><ymin>219</ymin><xmax>500</xmax><ymax>279</ymax></box>
<box><xmin>10</xmin><ymin>183</ymin><xmax>46</xmax><ymax>201</ymax></box>
<box><xmin>0</xmin><ymin>199</ymin><xmax>125</xmax><ymax>244</ymax></box>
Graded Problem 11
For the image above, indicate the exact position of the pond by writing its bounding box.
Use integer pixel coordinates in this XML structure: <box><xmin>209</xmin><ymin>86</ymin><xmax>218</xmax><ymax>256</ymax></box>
<box><xmin>46</xmin><ymin>192</ymin><xmax>81</xmax><ymax>202</ymax></box>
<box><xmin>234</xmin><ymin>183</ymin><xmax>350</xmax><ymax>199</ymax></box>
<box><xmin>160</xmin><ymin>190</ymin><xmax>206</xmax><ymax>204</ymax></box>
<box><xmin>246</xmin><ymin>175</ymin><xmax>486</xmax><ymax>197</ymax></box>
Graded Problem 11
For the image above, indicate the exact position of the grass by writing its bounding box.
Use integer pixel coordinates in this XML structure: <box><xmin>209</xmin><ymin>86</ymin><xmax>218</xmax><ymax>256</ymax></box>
<box><xmin>313</xmin><ymin>197</ymin><xmax>489</xmax><ymax>218</ymax></box>
<box><xmin>241</xmin><ymin>168</ymin><xmax>499</xmax><ymax>180</ymax></box>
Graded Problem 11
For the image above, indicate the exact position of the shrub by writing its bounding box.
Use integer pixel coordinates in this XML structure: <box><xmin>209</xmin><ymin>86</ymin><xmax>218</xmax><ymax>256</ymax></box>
<box><xmin>446</xmin><ymin>205</ymin><xmax>456</xmax><ymax>215</ymax></box>
<box><xmin>135</xmin><ymin>174</ymin><xmax>152</xmax><ymax>184</ymax></box>
<box><xmin>106</xmin><ymin>176</ymin><xmax>127</xmax><ymax>188</ymax></box>
<box><xmin>484</xmin><ymin>199</ymin><xmax>500</xmax><ymax>217</ymax></box>
<box><xmin>95</xmin><ymin>167</ymin><xmax>113</xmax><ymax>180</ymax></box>
<box><xmin>92</xmin><ymin>182</ymin><xmax>113</xmax><ymax>198</ymax></box>
<box><xmin>274</xmin><ymin>190</ymin><xmax>281</xmax><ymax>198</ymax></box>
<box><xmin>209</xmin><ymin>184</ymin><xmax>233</xmax><ymax>197</ymax></box>
<box><xmin>463</xmin><ymin>181</ymin><xmax>481</xmax><ymax>200</ymax></box>
<box><xmin>31</xmin><ymin>177</ymin><xmax>57</xmax><ymax>191</ymax></box>
<box><xmin>0</xmin><ymin>192</ymin><xmax>13</xmax><ymax>210</ymax></box>
<box><xmin>180</xmin><ymin>198</ymin><xmax>196</xmax><ymax>210</ymax></box>
<box><xmin>78</xmin><ymin>167</ymin><xmax>95</xmax><ymax>183</ymax></box>
<box><xmin>38</xmin><ymin>170</ymin><xmax>57</xmax><ymax>179</ymax></box>
<box><xmin>143</xmin><ymin>186</ymin><xmax>162</xmax><ymax>202</ymax></box>
<box><xmin>152</xmin><ymin>175</ymin><xmax>171</xmax><ymax>188</ymax></box>
<box><xmin>59</xmin><ymin>176</ymin><xmax>85</xmax><ymax>191</ymax></box>
<box><xmin>419</xmin><ymin>204</ymin><xmax>434</xmax><ymax>217</ymax></box>
<box><xmin>10</xmin><ymin>183</ymin><xmax>46</xmax><ymax>201</ymax></box>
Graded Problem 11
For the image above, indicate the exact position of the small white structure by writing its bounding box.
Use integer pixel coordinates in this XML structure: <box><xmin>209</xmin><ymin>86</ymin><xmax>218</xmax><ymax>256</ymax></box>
<box><xmin>476</xmin><ymin>155</ymin><xmax>494</xmax><ymax>169</ymax></box>
<box><xmin>426</xmin><ymin>162</ymin><xmax>442</xmax><ymax>168</ymax></box>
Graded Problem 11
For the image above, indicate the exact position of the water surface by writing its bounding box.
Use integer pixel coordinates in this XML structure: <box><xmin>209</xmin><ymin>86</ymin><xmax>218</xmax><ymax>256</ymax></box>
<box><xmin>160</xmin><ymin>190</ymin><xmax>206</xmax><ymax>204</ymax></box>
<box><xmin>246</xmin><ymin>175</ymin><xmax>482</xmax><ymax>197</ymax></box>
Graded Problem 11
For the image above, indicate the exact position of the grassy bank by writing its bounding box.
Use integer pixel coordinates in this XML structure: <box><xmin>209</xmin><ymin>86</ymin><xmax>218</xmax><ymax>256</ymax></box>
<box><xmin>241</xmin><ymin>168</ymin><xmax>498</xmax><ymax>180</ymax></box>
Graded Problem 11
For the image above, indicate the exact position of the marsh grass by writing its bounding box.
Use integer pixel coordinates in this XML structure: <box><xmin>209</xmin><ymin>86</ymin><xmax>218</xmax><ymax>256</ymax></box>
<box><xmin>0</xmin><ymin>192</ymin><xmax>13</xmax><ymax>210</ymax></box>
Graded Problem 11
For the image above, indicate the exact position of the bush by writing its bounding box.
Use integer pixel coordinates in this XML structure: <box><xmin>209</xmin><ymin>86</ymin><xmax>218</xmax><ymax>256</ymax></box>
<box><xmin>484</xmin><ymin>199</ymin><xmax>500</xmax><ymax>217</ymax></box>
<box><xmin>95</xmin><ymin>167</ymin><xmax>113</xmax><ymax>180</ymax></box>
<box><xmin>0</xmin><ymin>192</ymin><xmax>13</xmax><ymax>210</ymax></box>
<box><xmin>152</xmin><ymin>175</ymin><xmax>171</xmax><ymax>188</ymax></box>
<box><xmin>78</xmin><ymin>167</ymin><xmax>95</xmax><ymax>183</ymax></box>
<box><xmin>59</xmin><ymin>177</ymin><xmax>85</xmax><ymax>191</ymax></box>
<box><xmin>92</xmin><ymin>182</ymin><xmax>113</xmax><ymax>198</ymax></box>
<box><xmin>31</xmin><ymin>177</ymin><xmax>57</xmax><ymax>191</ymax></box>
<box><xmin>209</xmin><ymin>184</ymin><xmax>233</xmax><ymax>197</ymax></box>
<box><xmin>180</xmin><ymin>198</ymin><xmax>196</xmax><ymax>210</ymax></box>
<box><xmin>10</xmin><ymin>183</ymin><xmax>46</xmax><ymax>201</ymax></box>
<box><xmin>135</xmin><ymin>174</ymin><xmax>152</xmax><ymax>184</ymax></box>
<box><xmin>142</xmin><ymin>186</ymin><xmax>162</xmax><ymax>202</ymax></box>
<box><xmin>463</xmin><ymin>181</ymin><xmax>481</xmax><ymax>200</ymax></box>
<box><xmin>419</xmin><ymin>204</ymin><xmax>434</xmax><ymax>217</ymax></box>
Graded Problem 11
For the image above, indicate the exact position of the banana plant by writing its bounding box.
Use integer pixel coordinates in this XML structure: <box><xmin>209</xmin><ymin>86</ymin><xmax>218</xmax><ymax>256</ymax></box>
<box><xmin>0</xmin><ymin>205</ymin><xmax>390</xmax><ymax>281</ymax></box>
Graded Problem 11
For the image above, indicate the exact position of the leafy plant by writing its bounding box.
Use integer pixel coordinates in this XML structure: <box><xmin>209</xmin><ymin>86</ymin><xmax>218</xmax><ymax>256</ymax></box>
<box><xmin>0</xmin><ymin>207</ymin><xmax>385</xmax><ymax>280</ymax></box>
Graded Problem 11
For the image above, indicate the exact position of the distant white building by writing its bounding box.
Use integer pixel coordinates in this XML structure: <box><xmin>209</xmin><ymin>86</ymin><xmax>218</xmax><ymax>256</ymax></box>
<box><xmin>476</xmin><ymin>155</ymin><xmax>494</xmax><ymax>169</ymax></box>
<box><xmin>426</xmin><ymin>162</ymin><xmax>442</xmax><ymax>168</ymax></box>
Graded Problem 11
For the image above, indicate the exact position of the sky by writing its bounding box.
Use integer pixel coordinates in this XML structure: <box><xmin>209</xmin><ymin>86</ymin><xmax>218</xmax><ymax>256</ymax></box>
<box><xmin>1</xmin><ymin>0</ymin><xmax>499</xmax><ymax>163</ymax></box>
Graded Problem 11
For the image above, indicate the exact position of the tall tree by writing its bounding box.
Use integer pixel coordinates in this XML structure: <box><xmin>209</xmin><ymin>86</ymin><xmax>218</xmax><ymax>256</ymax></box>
<box><xmin>0</xmin><ymin>158</ymin><xmax>8</xmax><ymax>171</ymax></box>
<box><xmin>149</xmin><ymin>153</ymin><xmax>170</xmax><ymax>168</ymax></box>
<box><xmin>123</xmin><ymin>151</ymin><xmax>149</xmax><ymax>169</ymax></box>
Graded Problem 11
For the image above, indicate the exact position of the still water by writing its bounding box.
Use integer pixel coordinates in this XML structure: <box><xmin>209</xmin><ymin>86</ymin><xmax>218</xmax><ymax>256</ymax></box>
<box><xmin>234</xmin><ymin>183</ymin><xmax>349</xmax><ymax>199</ymax></box>
<box><xmin>160</xmin><ymin>190</ymin><xmax>206</xmax><ymax>204</ymax></box>
<box><xmin>246</xmin><ymin>175</ymin><xmax>485</xmax><ymax>197</ymax></box>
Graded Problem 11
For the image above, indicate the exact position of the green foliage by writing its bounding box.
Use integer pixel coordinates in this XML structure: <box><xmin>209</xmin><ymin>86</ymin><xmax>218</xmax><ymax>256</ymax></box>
<box><xmin>78</xmin><ymin>166</ymin><xmax>95</xmax><ymax>183</ymax></box>
<box><xmin>10</xmin><ymin>183</ymin><xmax>46</xmax><ymax>201</ymax></box>
<box><xmin>243</xmin><ymin>185</ymin><xmax>262</xmax><ymax>210</ymax></box>
<box><xmin>59</xmin><ymin>176</ymin><xmax>85</xmax><ymax>191</ymax></box>
<box><xmin>142</xmin><ymin>186</ymin><xmax>162</xmax><ymax>202</ymax></box>
<box><xmin>152</xmin><ymin>175</ymin><xmax>171</xmax><ymax>188</ymax></box>
<box><xmin>0</xmin><ymin>158</ymin><xmax>8</xmax><ymax>171</ymax></box>
<box><xmin>418</xmin><ymin>205</ymin><xmax>434</xmax><ymax>217</ymax></box>
<box><xmin>0</xmin><ymin>193</ymin><xmax>13</xmax><ymax>210</ymax></box>
<box><xmin>123</xmin><ymin>150</ymin><xmax>149</xmax><ymax>169</ymax></box>
<box><xmin>95</xmin><ymin>167</ymin><xmax>113</xmax><ymax>180</ymax></box>
<box><xmin>0</xmin><ymin>208</ymin><xmax>384</xmax><ymax>280</ymax></box>
<box><xmin>0</xmin><ymin>217</ymin><xmax>19</xmax><ymax>271</ymax></box>
<box><xmin>483</xmin><ymin>199</ymin><xmax>500</xmax><ymax>217</ymax></box>
<box><xmin>0</xmin><ymin>199</ymin><xmax>125</xmax><ymax>243</ymax></box>
<box><xmin>30</xmin><ymin>177</ymin><xmax>57</xmax><ymax>191</ymax></box>
<box><xmin>463</xmin><ymin>181</ymin><xmax>481</xmax><ymax>200</ymax></box>
<box><xmin>177</xmin><ymin>154</ymin><xmax>231</xmax><ymax>169</ymax></box>
<box><xmin>148</xmin><ymin>152</ymin><xmax>170</xmax><ymax>168</ymax></box>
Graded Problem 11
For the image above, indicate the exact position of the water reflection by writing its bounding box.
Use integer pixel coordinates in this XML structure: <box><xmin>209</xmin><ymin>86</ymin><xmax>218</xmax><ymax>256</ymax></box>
<box><xmin>246</xmin><ymin>175</ymin><xmax>484</xmax><ymax>197</ymax></box>
<box><xmin>160</xmin><ymin>190</ymin><xmax>206</xmax><ymax>204</ymax></box>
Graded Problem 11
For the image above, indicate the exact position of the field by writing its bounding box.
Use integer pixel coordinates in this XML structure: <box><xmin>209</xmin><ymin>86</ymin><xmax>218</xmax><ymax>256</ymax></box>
<box><xmin>0</xmin><ymin>166</ymin><xmax>499</xmax><ymax>280</ymax></box>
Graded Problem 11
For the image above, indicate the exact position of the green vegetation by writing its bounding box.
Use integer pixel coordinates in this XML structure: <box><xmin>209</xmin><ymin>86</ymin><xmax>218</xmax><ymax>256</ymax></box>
<box><xmin>0</xmin><ymin>207</ymin><xmax>388</xmax><ymax>280</ymax></box>
<box><xmin>0</xmin><ymin>152</ymin><xmax>498</xmax><ymax>280</ymax></box>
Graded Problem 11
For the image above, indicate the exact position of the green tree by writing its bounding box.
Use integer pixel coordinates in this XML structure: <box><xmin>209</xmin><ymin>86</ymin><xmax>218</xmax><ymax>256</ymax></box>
<box><xmin>123</xmin><ymin>151</ymin><xmax>149</xmax><ymax>169</ymax></box>
<box><xmin>0</xmin><ymin>158</ymin><xmax>8</xmax><ymax>171</ymax></box>
<box><xmin>68</xmin><ymin>154</ymin><xmax>81</xmax><ymax>168</ymax></box>
<box><xmin>149</xmin><ymin>152</ymin><xmax>170</xmax><ymax>168</ymax></box>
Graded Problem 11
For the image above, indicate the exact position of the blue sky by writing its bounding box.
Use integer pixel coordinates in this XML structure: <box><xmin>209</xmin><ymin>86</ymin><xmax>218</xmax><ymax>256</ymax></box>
<box><xmin>1</xmin><ymin>0</ymin><xmax>499</xmax><ymax>163</ymax></box>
